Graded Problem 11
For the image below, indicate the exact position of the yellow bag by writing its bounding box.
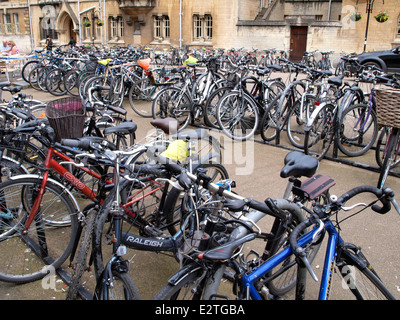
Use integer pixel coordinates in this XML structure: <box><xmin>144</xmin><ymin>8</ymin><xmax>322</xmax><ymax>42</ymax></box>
<box><xmin>184</xmin><ymin>56</ymin><xmax>198</xmax><ymax>66</ymax></box>
<box><xmin>161</xmin><ymin>140</ymin><xmax>189</xmax><ymax>162</ymax></box>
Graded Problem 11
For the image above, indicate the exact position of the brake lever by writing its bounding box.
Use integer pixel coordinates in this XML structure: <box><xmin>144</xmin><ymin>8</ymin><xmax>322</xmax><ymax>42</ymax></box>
<box><xmin>342</xmin><ymin>202</ymin><xmax>367</xmax><ymax>211</ymax></box>
<box><xmin>155</xmin><ymin>178</ymin><xmax>184</xmax><ymax>191</ymax></box>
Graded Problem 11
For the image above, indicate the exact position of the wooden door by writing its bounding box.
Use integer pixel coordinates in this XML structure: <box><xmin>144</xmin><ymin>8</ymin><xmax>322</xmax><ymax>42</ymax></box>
<box><xmin>290</xmin><ymin>26</ymin><xmax>308</xmax><ymax>62</ymax></box>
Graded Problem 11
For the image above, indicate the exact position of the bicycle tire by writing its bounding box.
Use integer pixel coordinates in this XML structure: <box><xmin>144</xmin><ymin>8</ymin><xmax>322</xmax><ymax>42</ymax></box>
<box><xmin>286</xmin><ymin>94</ymin><xmax>319</xmax><ymax>149</ymax></box>
<box><xmin>0</xmin><ymin>177</ymin><xmax>78</xmax><ymax>283</ymax></box>
<box><xmin>203</xmin><ymin>85</ymin><xmax>233</xmax><ymax>129</ymax></box>
<box><xmin>304</xmin><ymin>103</ymin><xmax>336</xmax><ymax>160</ymax></box>
<box><xmin>260</xmin><ymin>93</ymin><xmax>281</xmax><ymax>142</ymax></box>
<box><xmin>128</xmin><ymin>77</ymin><xmax>157</xmax><ymax>118</ymax></box>
<box><xmin>64</xmin><ymin>70</ymin><xmax>79</xmax><ymax>96</ymax></box>
<box><xmin>66</xmin><ymin>206</ymin><xmax>97</xmax><ymax>300</ymax></box>
<box><xmin>375</xmin><ymin>127</ymin><xmax>400</xmax><ymax>169</ymax></box>
<box><xmin>163</xmin><ymin>163</ymin><xmax>229</xmax><ymax>236</ymax></box>
<box><xmin>45</xmin><ymin>68</ymin><xmax>67</xmax><ymax>96</ymax></box>
<box><xmin>22</xmin><ymin>60</ymin><xmax>39</xmax><ymax>83</ymax></box>
<box><xmin>152</xmin><ymin>86</ymin><xmax>192</xmax><ymax>130</ymax></box>
<box><xmin>377</xmin><ymin>128</ymin><xmax>400</xmax><ymax>189</ymax></box>
<box><xmin>337</xmin><ymin>244</ymin><xmax>396</xmax><ymax>300</ymax></box>
<box><xmin>217</xmin><ymin>91</ymin><xmax>259</xmax><ymax>141</ymax></box>
<box><xmin>337</xmin><ymin>103</ymin><xmax>378</xmax><ymax>157</ymax></box>
<box><xmin>94</xmin><ymin>268</ymin><xmax>140</xmax><ymax>300</ymax></box>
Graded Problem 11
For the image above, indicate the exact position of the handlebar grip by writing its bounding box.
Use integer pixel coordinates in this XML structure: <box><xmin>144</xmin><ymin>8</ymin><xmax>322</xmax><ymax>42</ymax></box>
<box><xmin>289</xmin><ymin>219</ymin><xmax>314</xmax><ymax>254</ymax></box>
<box><xmin>106</xmin><ymin>104</ymin><xmax>127</xmax><ymax>115</ymax></box>
<box><xmin>61</xmin><ymin>138</ymin><xmax>92</xmax><ymax>150</ymax></box>
<box><xmin>132</xmin><ymin>164</ymin><xmax>166</xmax><ymax>177</ymax></box>
<box><xmin>337</xmin><ymin>185</ymin><xmax>391</xmax><ymax>215</ymax></box>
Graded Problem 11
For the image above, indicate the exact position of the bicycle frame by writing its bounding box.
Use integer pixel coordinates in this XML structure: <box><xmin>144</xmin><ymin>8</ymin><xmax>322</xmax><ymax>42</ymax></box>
<box><xmin>239</xmin><ymin>219</ymin><xmax>340</xmax><ymax>300</ymax></box>
<box><xmin>21</xmin><ymin>146</ymin><xmax>103</xmax><ymax>232</ymax></box>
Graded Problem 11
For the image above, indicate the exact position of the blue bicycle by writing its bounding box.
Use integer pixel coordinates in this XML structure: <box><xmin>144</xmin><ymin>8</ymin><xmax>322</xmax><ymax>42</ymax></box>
<box><xmin>154</xmin><ymin>162</ymin><xmax>399</xmax><ymax>300</ymax></box>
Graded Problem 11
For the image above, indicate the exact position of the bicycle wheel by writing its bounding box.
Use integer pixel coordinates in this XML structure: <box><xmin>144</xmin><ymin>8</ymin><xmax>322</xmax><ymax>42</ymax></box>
<box><xmin>286</xmin><ymin>95</ymin><xmax>319</xmax><ymax>149</ymax></box>
<box><xmin>163</xmin><ymin>163</ymin><xmax>229</xmax><ymax>236</ymax></box>
<box><xmin>337</xmin><ymin>244</ymin><xmax>396</xmax><ymax>300</ymax></box>
<box><xmin>64</xmin><ymin>70</ymin><xmax>79</xmax><ymax>96</ymax></box>
<box><xmin>377</xmin><ymin>128</ymin><xmax>400</xmax><ymax>189</ymax></box>
<box><xmin>66</xmin><ymin>206</ymin><xmax>97</xmax><ymax>300</ymax></box>
<box><xmin>128</xmin><ymin>77</ymin><xmax>157</xmax><ymax>118</ymax></box>
<box><xmin>109</xmin><ymin>76</ymin><xmax>125</xmax><ymax>107</ymax></box>
<box><xmin>203</xmin><ymin>85</ymin><xmax>233</xmax><ymax>129</ymax></box>
<box><xmin>304</xmin><ymin>103</ymin><xmax>336</xmax><ymax>160</ymax></box>
<box><xmin>94</xmin><ymin>268</ymin><xmax>140</xmax><ymax>300</ymax></box>
<box><xmin>337</xmin><ymin>103</ymin><xmax>378</xmax><ymax>157</ymax></box>
<box><xmin>375</xmin><ymin>127</ymin><xmax>400</xmax><ymax>169</ymax></box>
<box><xmin>152</xmin><ymin>87</ymin><xmax>192</xmax><ymax>130</ymax></box>
<box><xmin>22</xmin><ymin>60</ymin><xmax>39</xmax><ymax>83</ymax></box>
<box><xmin>260</xmin><ymin>93</ymin><xmax>281</xmax><ymax>142</ymax></box>
<box><xmin>0</xmin><ymin>177</ymin><xmax>78</xmax><ymax>283</ymax></box>
<box><xmin>45</xmin><ymin>68</ymin><xmax>67</xmax><ymax>96</ymax></box>
<box><xmin>217</xmin><ymin>91</ymin><xmax>259</xmax><ymax>141</ymax></box>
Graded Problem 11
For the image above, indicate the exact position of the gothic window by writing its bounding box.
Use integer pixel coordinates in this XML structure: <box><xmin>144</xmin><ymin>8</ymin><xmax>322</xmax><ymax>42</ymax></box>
<box><xmin>193</xmin><ymin>14</ymin><xmax>213</xmax><ymax>40</ymax></box>
<box><xmin>110</xmin><ymin>16</ymin><xmax>124</xmax><ymax>40</ymax></box>
<box><xmin>153</xmin><ymin>15</ymin><xmax>170</xmax><ymax>40</ymax></box>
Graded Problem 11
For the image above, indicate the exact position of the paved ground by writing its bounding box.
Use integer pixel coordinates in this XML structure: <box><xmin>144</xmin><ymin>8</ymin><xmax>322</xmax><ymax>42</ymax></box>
<box><xmin>0</xmin><ymin>83</ymin><xmax>399</xmax><ymax>300</ymax></box>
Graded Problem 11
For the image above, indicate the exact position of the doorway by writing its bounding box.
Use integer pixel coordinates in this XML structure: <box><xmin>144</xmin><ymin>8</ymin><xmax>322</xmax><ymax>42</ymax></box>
<box><xmin>289</xmin><ymin>26</ymin><xmax>308</xmax><ymax>62</ymax></box>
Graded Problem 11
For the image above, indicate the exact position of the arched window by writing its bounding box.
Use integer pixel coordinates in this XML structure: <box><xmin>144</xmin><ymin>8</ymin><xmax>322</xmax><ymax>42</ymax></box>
<box><xmin>397</xmin><ymin>14</ymin><xmax>400</xmax><ymax>37</ymax></box>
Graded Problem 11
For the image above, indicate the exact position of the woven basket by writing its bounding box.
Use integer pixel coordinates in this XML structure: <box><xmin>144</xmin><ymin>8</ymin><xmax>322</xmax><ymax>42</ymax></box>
<box><xmin>374</xmin><ymin>87</ymin><xmax>400</xmax><ymax>129</ymax></box>
<box><xmin>46</xmin><ymin>97</ymin><xmax>86</xmax><ymax>142</ymax></box>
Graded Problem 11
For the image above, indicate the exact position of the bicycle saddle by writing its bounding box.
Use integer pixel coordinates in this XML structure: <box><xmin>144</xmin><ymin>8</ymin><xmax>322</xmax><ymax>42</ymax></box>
<box><xmin>266</xmin><ymin>64</ymin><xmax>283</xmax><ymax>72</ymax></box>
<box><xmin>150</xmin><ymin>117</ymin><xmax>179</xmax><ymax>134</ymax></box>
<box><xmin>280</xmin><ymin>151</ymin><xmax>319</xmax><ymax>178</ymax></box>
<box><xmin>256</xmin><ymin>67</ymin><xmax>271</xmax><ymax>76</ymax></box>
<box><xmin>2</xmin><ymin>86</ymin><xmax>22</xmax><ymax>94</ymax></box>
<box><xmin>198</xmin><ymin>233</ymin><xmax>256</xmax><ymax>261</ymax></box>
<box><xmin>328</xmin><ymin>75</ymin><xmax>344</xmax><ymax>87</ymax></box>
<box><xmin>103</xmin><ymin>121</ymin><xmax>137</xmax><ymax>135</ymax></box>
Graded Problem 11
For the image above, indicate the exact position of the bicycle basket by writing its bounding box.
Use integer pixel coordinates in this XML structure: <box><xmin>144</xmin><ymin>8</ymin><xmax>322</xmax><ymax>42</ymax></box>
<box><xmin>85</xmin><ymin>59</ymin><xmax>98</xmax><ymax>72</ymax></box>
<box><xmin>375</xmin><ymin>87</ymin><xmax>400</xmax><ymax>129</ymax></box>
<box><xmin>46</xmin><ymin>97</ymin><xmax>86</xmax><ymax>142</ymax></box>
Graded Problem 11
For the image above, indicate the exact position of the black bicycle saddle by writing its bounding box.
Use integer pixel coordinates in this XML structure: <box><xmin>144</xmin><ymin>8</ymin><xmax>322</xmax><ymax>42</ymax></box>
<box><xmin>280</xmin><ymin>151</ymin><xmax>319</xmax><ymax>178</ymax></box>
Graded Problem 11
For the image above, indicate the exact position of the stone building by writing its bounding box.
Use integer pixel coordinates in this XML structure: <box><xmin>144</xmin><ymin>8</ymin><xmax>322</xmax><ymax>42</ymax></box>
<box><xmin>0</xmin><ymin>0</ymin><xmax>398</xmax><ymax>58</ymax></box>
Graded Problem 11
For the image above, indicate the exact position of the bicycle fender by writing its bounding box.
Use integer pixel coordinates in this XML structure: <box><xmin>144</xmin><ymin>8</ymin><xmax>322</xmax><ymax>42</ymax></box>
<box><xmin>167</xmin><ymin>263</ymin><xmax>203</xmax><ymax>286</ymax></box>
<box><xmin>9</xmin><ymin>174</ymin><xmax>81</xmax><ymax>212</ymax></box>
<box><xmin>305</xmin><ymin>101</ymin><xmax>330</xmax><ymax>128</ymax></box>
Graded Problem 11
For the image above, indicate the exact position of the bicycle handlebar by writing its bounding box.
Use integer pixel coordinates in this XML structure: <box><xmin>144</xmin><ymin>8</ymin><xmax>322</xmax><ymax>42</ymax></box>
<box><xmin>289</xmin><ymin>185</ymin><xmax>394</xmax><ymax>254</ymax></box>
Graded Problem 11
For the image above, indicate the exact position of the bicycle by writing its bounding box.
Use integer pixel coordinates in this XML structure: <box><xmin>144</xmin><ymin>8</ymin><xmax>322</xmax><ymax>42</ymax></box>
<box><xmin>155</xmin><ymin>151</ymin><xmax>333</xmax><ymax>298</ymax></box>
<box><xmin>303</xmin><ymin>66</ymin><xmax>382</xmax><ymax>160</ymax></box>
<box><xmin>62</xmin><ymin>130</ymin><xmax>228</xmax><ymax>299</ymax></box>
<box><xmin>216</xmin><ymin>65</ymin><xmax>285</xmax><ymax>140</ymax></box>
<box><xmin>154</xmin><ymin>158</ymin><xmax>399</xmax><ymax>300</ymax></box>
<box><xmin>374</xmin><ymin>85</ymin><xmax>400</xmax><ymax>190</ymax></box>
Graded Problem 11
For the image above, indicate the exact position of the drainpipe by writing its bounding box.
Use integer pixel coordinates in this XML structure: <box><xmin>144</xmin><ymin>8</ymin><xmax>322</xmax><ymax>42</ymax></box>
<box><xmin>328</xmin><ymin>0</ymin><xmax>332</xmax><ymax>21</ymax></box>
<box><xmin>179</xmin><ymin>0</ymin><xmax>183</xmax><ymax>48</ymax></box>
<box><xmin>78</xmin><ymin>0</ymin><xmax>81</xmax><ymax>44</ymax></box>
<box><xmin>27</xmin><ymin>0</ymin><xmax>34</xmax><ymax>50</ymax></box>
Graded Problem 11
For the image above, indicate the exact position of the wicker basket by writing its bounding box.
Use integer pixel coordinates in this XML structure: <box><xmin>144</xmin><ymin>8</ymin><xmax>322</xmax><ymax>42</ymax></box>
<box><xmin>46</xmin><ymin>97</ymin><xmax>86</xmax><ymax>142</ymax></box>
<box><xmin>374</xmin><ymin>87</ymin><xmax>400</xmax><ymax>129</ymax></box>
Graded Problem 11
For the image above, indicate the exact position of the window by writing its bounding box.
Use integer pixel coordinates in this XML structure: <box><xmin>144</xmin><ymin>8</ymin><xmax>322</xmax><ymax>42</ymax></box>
<box><xmin>153</xmin><ymin>15</ymin><xmax>170</xmax><ymax>40</ymax></box>
<box><xmin>39</xmin><ymin>17</ymin><xmax>57</xmax><ymax>40</ymax></box>
<box><xmin>4</xmin><ymin>14</ymin><xmax>11</xmax><ymax>33</ymax></box>
<box><xmin>13</xmin><ymin>14</ymin><xmax>19</xmax><ymax>33</ymax></box>
<box><xmin>193</xmin><ymin>14</ymin><xmax>213</xmax><ymax>41</ymax></box>
<box><xmin>397</xmin><ymin>15</ymin><xmax>400</xmax><ymax>36</ymax></box>
<box><xmin>193</xmin><ymin>15</ymin><xmax>202</xmax><ymax>39</ymax></box>
<box><xmin>83</xmin><ymin>18</ymin><xmax>91</xmax><ymax>40</ymax></box>
<box><xmin>110</xmin><ymin>16</ymin><xmax>124</xmax><ymax>40</ymax></box>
